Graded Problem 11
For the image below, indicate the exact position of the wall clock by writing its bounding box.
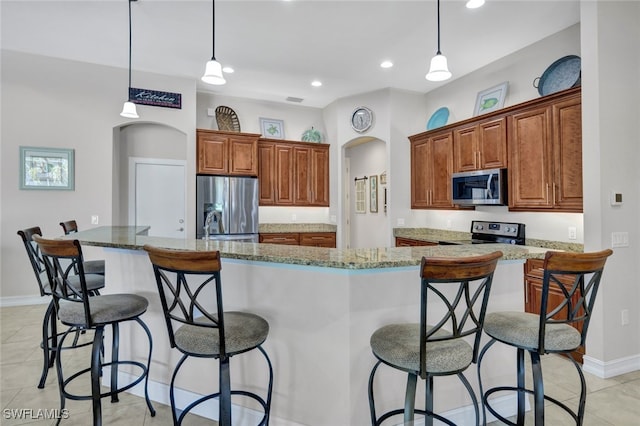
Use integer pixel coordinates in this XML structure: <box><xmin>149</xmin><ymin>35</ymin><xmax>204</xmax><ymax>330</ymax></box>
<box><xmin>351</xmin><ymin>106</ymin><xmax>373</xmax><ymax>133</ymax></box>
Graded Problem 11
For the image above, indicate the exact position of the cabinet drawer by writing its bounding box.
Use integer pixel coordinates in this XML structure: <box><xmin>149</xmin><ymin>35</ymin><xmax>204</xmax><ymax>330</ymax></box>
<box><xmin>299</xmin><ymin>232</ymin><xmax>336</xmax><ymax>248</ymax></box>
<box><xmin>259</xmin><ymin>233</ymin><xmax>299</xmax><ymax>245</ymax></box>
<box><xmin>395</xmin><ymin>237</ymin><xmax>437</xmax><ymax>247</ymax></box>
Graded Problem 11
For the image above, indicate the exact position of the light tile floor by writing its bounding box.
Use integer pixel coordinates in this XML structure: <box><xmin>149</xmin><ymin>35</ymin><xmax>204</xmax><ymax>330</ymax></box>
<box><xmin>1</xmin><ymin>304</ymin><xmax>639</xmax><ymax>425</ymax></box>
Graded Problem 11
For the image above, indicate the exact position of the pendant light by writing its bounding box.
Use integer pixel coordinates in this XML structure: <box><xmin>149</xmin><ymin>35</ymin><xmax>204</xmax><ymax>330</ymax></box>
<box><xmin>201</xmin><ymin>0</ymin><xmax>226</xmax><ymax>85</ymax></box>
<box><xmin>426</xmin><ymin>0</ymin><xmax>452</xmax><ymax>82</ymax></box>
<box><xmin>120</xmin><ymin>0</ymin><xmax>139</xmax><ymax>118</ymax></box>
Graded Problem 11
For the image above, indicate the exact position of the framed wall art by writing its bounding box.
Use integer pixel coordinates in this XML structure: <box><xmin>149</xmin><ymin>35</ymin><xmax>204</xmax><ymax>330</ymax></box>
<box><xmin>473</xmin><ymin>81</ymin><xmax>509</xmax><ymax>116</ymax></box>
<box><xmin>355</xmin><ymin>178</ymin><xmax>366</xmax><ymax>214</ymax></box>
<box><xmin>370</xmin><ymin>175</ymin><xmax>378</xmax><ymax>213</ymax></box>
<box><xmin>19</xmin><ymin>146</ymin><xmax>75</xmax><ymax>190</ymax></box>
<box><xmin>259</xmin><ymin>118</ymin><xmax>285</xmax><ymax>139</ymax></box>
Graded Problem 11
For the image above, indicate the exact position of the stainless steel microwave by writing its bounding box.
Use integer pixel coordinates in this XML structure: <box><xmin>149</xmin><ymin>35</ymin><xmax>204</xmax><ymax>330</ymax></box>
<box><xmin>452</xmin><ymin>168</ymin><xmax>507</xmax><ymax>206</ymax></box>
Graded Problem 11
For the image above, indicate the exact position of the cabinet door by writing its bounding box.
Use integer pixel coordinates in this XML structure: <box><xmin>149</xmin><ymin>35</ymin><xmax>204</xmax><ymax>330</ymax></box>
<box><xmin>197</xmin><ymin>133</ymin><xmax>228</xmax><ymax>175</ymax></box>
<box><xmin>310</xmin><ymin>146</ymin><xmax>330</xmax><ymax>206</ymax></box>
<box><xmin>411</xmin><ymin>138</ymin><xmax>431</xmax><ymax>208</ymax></box>
<box><xmin>453</xmin><ymin>126</ymin><xmax>479</xmax><ymax>172</ymax></box>
<box><xmin>552</xmin><ymin>96</ymin><xmax>583</xmax><ymax>211</ymax></box>
<box><xmin>228</xmin><ymin>136</ymin><xmax>258</xmax><ymax>176</ymax></box>
<box><xmin>509</xmin><ymin>107</ymin><xmax>554</xmax><ymax>209</ymax></box>
<box><xmin>479</xmin><ymin>117</ymin><xmax>507</xmax><ymax>169</ymax></box>
<box><xmin>258</xmin><ymin>142</ymin><xmax>275</xmax><ymax>205</ymax></box>
<box><xmin>293</xmin><ymin>146</ymin><xmax>311</xmax><ymax>205</ymax></box>
<box><xmin>430</xmin><ymin>132</ymin><xmax>454</xmax><ymax>208</ymax></box>
<box><xmin>275</xmin><ymin>144</ymin><xmax>294</xmax><ymax>205</ymax></box>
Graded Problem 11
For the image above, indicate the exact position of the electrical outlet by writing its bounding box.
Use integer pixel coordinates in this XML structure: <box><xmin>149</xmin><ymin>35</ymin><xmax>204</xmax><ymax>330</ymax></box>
<box><xmin>291</xmin><ymin>214</ymin><xmax>297</xmax><ymax>222</ymax></box>
<box><xmin>568</xmin><ymin>227</ymin><xmax>577</xmax><ymax>240</ymax></box>
<box><xmin>621</xmin><ymin>309</ymin><xmax>629</xmax><ymax>326</ymax></box>
<box><xmin>446</xmin><ymin>220</ymin><xmax>452</xmax><ymax>229</ymax></box>
<box><xmin>330</xmin><ymin>215</ymin><xmax>337</xmax><ymax>223</ymax></box>
<box><xmin>397</xmin><ymin>218</ymin><xmax>405</xmax><ymax>226</ymax></box>
<box><xmin>91</xmin><ymin>215</ymin><xmax>99</xmax><ymax>225</ymax></box>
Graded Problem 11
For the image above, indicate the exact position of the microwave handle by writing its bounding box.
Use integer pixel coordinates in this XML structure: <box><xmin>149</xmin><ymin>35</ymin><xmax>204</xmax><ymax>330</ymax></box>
<box><xmin>486</xmin><ymin>173</ymin><xmax>493</xmax><ymax>199</ymax></box>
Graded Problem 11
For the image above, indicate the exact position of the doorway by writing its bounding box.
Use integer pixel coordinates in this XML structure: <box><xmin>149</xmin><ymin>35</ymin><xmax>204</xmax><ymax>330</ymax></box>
<box><xmin>128</xmin><ymin>158</ymin><xmax>186</xmax><ymax>238</ymax></box>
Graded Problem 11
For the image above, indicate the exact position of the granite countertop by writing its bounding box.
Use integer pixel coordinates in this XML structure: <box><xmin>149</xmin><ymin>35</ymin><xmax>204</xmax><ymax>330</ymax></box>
<box><xmin>393</xmin><ymin>228</ymin><xmax>583</xmax><ymax>253</ymax></box>
<box><xmin>259</xmin><ymin>223</ymin><xmax>337</xmax><ymax>233</ymax></box>
<box><xmin>68</xmin><ymin>226</ymin><xmax>552</xmax><ymax>270</ymax></box>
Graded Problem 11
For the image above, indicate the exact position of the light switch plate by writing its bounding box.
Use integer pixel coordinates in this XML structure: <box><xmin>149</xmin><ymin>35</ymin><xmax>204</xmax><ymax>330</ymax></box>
<box><xmin>611</xmin><ymin>232</ymin><xmax>629</xmax><ymax>248</ymax></box>
<box><xmin>91</xmin><ymin>215</ymin><xmax>99</xmax><ymax>225</ymax></box>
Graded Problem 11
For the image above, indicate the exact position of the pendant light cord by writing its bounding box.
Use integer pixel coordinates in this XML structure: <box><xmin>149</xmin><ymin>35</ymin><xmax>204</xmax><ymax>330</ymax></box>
<box><xmin>211</xmin><ymin>0</ymin><xmax>216</xmax><ymax>61</ymax></box>
<box><xmin>436</xmin><ymin>0</ymin><xmax>442</xmax><ymax>55</ymax></box>
<box><xmin>127</xmin><ymin>0</ymin><xmax>133</xmax><ymax>94</ymax></box>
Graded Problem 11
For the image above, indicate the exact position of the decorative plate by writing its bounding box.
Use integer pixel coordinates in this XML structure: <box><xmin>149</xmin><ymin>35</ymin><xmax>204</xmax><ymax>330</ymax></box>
<box><xmin>215</xmin><ymin>106</ymin><xmax>241</xmax><ymax>132</ymax></box>
<box><xmin>427</xmin><ymin>107</ymin><xmax>450</xmax><ymax>130</ymax></box>
<box><xmin>534</xmin><ymin>55</ymin><xmax>581</xmax><ymax>96</ymax></box>
<box><xmin>301</xmin><ymin>127</ymin><xmax>322</xmax><ymax>143</ymax></box>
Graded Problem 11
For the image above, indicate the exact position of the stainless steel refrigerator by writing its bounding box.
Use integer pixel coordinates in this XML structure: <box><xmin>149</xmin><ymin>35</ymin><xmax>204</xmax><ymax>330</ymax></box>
<box><xmin>196</xmin><ymin>175</ymin><xmax>259</xmax><ymax>242</ymax></box>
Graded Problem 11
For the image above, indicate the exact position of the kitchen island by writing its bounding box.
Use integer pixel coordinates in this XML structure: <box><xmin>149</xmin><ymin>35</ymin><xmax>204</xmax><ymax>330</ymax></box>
<box><xmin>68</xmin><ymin>226</ymin><xmax>553</xmax><ymax>426</ymax></box>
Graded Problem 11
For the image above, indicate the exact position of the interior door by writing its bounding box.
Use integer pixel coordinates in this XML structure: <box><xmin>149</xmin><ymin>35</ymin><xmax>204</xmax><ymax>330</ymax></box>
<box><xmin>129</xmin><ymin>158</ymin><xmax>186</xmax><ymax>238</ymax></box>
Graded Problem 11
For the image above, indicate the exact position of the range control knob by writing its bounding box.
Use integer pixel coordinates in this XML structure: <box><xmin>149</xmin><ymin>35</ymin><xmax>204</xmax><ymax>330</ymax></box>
<box><xmin>474</xmin><ymin>224</ymin><xmax>484</xmax><ymax>231</ymax></box>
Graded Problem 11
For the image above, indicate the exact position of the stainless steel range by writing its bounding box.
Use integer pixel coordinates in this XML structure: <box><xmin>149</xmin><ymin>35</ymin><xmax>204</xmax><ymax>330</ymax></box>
<box><xmin>440</xmin><ymin>221</ymin><xmax>526</xmax><ymax>245</ymax></box>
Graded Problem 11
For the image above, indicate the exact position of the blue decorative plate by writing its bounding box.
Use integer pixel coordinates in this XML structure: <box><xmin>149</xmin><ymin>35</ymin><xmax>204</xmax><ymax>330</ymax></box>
<box><xmin>535</xmin><ymin>55</ymin><xmax>581</xmax><ymax>96</ymax></box>
<box><xmin>427</xmin><ymin>107</ymin><xmax>450</xmax><ymax>130</ymax></box>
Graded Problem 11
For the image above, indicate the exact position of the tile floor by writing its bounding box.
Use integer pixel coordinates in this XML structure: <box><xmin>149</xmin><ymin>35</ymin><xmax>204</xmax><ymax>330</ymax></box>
<box><xmin>1</xmin><ymin>303</ymin><xmax>639</xmax><ymax>425</ymax></box>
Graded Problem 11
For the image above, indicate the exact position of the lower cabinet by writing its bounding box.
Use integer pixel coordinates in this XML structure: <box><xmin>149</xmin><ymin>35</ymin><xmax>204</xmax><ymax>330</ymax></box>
<box><xmin>524</xmin><ymin>259</ymin><xmax>584</xmax><ymax>363</ymax></box>
<box><xmin>395</xmin><ymin>237</ymin><xmax>438</xmax><ymax>247</ymax></box>
<box><xmin>259</xmin><ymin>232</ymin><xmax>336</xmax><ymax>248</ymax></box>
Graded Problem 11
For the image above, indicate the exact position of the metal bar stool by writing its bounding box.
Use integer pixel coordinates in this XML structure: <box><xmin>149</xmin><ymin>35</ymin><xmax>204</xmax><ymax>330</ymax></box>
<box><xmin>17</xmin><ymin>227</ymin><xmax>105</xmax><ymax>389</ymax></box>
<box><xmin>477</xmin><ymin>249</ymin><xmax>613</xmax><ymax>425</ymax></box>
<box><xmin>368</xmin><ymin>251</ymin><xmax>503</xmax><ymax>426</ymax></box>
<box><xmin>35</xmin><ymin>236</ymin><xmax>155</xmax><ymax>426</ymax></box>
<box><xmin>59</xmin><ymin>220</ymin><xmax>105</xmax><ymax>275</ymax></box>
<box><xmin>144</xmin><ymin>245</ymin><xmax>273</xmax><ymax>426</ymax></box>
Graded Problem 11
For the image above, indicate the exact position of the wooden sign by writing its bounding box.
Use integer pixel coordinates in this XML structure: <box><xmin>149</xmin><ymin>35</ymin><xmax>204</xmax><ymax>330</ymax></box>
<box><xmin>130</xmin><ymin>87</ymin><xmax>182</xmax><ymax>109</ymax></box>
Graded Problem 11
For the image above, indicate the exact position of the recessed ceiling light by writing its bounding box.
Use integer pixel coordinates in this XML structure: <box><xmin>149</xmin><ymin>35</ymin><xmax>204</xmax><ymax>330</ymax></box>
<box><xmin>380</xmin><ymin>61</ymin><xmax>393</xmax><ymax>68</ymax></box>
<box><xmin>222</xmin><ymin>66</ymin><xmax>234</xmax><ymax>73</ymax></box>
<box><xmin>311</xmin><ymin>80</ymin><xmax>322</xmax><ymax>87</ymax></box>
<box><xmin>466</xmin><ymin>0</ymin><xmax>485</xmax><ymax>9</ymax></box>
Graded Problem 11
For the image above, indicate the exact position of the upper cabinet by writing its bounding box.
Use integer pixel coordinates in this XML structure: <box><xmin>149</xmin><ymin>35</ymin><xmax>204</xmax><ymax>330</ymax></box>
<box><xmin>197</xmin><ymin>129</ymin><xmax>260</xmax><ymax>176</ymax></box>
<box><xmin>409</xmin><ymin>130</ymin><xmax>455</xmax><ymax>209</ymax></box>
<box><xmin>258</xmin><ymin>139</ymin><xmax>329</xmax><ymax>207</ymax></box>
<box><xmin>508</xmin><ymin>89</ymin><xmax>582</xmax><ymax>212</ymax></box>
<box><xmin>453</xmin><ymin>117</ymin><xmax>507</xmax><ymax>172</ymax></box>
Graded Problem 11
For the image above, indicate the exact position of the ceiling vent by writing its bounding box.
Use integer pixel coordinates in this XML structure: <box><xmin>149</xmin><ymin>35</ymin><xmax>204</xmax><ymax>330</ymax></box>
<box><xmin>286</xmin><ymin>96</ymin><xmax>304</xmax><ymax>103</ymax></box>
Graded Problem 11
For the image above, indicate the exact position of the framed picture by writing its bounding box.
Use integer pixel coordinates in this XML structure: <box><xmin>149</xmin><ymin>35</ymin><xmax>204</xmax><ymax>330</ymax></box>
<box><xmin>370</xmin><ymin>175</ymin><xmax>378</xmax><ymax>213</ymax></box>
<box><xmin>259</xmin><ymin>118</ymin><xmax>285</xmax><ymax>139</ymax></box>
<box><xmin>474</xmin><ymin>82</ymin><xmax>509</xmax><ymax>116</ymax></box>
<box><xmin>19</xmin><ymin>146</ymin><xmax>75</xmax><ymax>190</ymax></box>
<box><xmin>355</xmin><ymin>178</ymin><xmax>366</xmax><ymax>214</ymax></box>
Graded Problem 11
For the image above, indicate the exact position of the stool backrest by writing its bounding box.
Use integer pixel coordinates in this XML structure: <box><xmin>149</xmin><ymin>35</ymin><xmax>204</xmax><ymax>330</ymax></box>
<box><xmin>419</xmin><ymin>251</ymin><xmax>503</xmax><ymax>378</ymax></box>
<box><xmin>59</xmin><ymin>220</ymin><xmax>79</xmax><ymax>235</ymax></box>
<box><xmin>17</xmin><ymin>226</ymin><xmax>49</xmax><ymax>296</ymax></box>
<box><xmin>538</xmin><ymin>249</ymin><xmax>613</xmax><ymax>353</ymax></box>
<box><xmin>144</xmin><ymin>245</ymin><xmax>229</xmax><ymax>358</ymax></box>
<box><xmin>33</xmin><ymin>236</ymin><xmax>93</xmax><ymax>327</ymax></box>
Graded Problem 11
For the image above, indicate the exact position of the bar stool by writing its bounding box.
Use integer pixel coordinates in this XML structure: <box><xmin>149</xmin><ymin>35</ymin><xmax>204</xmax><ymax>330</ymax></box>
<box><xmin>17</xmin><ymin>227</ymin><xmax>105</xmax><ymax>389</ymax></box>
<box><xmin>144</xmin><ymin>245</ymin><xmax>273</xmax><ymax>426</ymax></box>
<box><xmin>59</xmin><ymin>220</ymin><xmax>105</xmax><ymax>275</ymax></box>
<box><xmin>368</xmin><ymin>251</ymin><xmax>503</xmax><ymax>426</ymax></box>
<box><xmin>477</xmin><ymin>249</ymin><xmax>613</xmax><ymax>425</ymax></box>
<box><xmin>34</xmin><ymin>235</ymin><xmax>155</xmax><ymax>426</ymax></box>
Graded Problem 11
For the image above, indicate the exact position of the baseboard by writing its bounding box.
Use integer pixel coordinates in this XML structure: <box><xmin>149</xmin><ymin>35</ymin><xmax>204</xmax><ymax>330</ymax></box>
<box><xmin>0</xmin><ymin>296</ymin><xmax>48</xmax><ymax>307</ymax></box>
<box><xmin>102</xmin><ymin>367</ymin><xmax>304</xmax><ymax>426</ymax></box>
<box><xmin>583</xmin><ymin>354</ymin><xmax>640</xmax><ymax>379</ymax></box>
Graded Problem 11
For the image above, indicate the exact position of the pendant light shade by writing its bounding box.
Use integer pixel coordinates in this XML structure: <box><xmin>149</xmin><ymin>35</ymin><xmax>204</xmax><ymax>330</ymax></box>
<box><xmin>426</xmin><ymin>0</ymin><xmax>452</xmax><ymax>82</ymax></box>
<box><xmin>202</xmin><ymin>0</ymin><xmax>226</xmax><ymax>85</ymax></box>
<box><xmin>120</xmin><ymin>101</ymin><xmax>139</xmax><ymax>118</ymax></box>
<box><xmin>427</xmin><ymin>54</ymin><xmax>452</xmax><ymax>82</ymax></box>
<box><xmin>120</xmin><ymin>0</ymin><xmax>139</xmax><ymax>118</ymax></box>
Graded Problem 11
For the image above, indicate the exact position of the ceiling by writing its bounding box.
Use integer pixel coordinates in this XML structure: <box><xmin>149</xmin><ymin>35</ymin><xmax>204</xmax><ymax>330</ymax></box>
<box><xmin>1</xmin><ymin>0</ymin><xmax>580</xmax><ymax>108</ymax></box>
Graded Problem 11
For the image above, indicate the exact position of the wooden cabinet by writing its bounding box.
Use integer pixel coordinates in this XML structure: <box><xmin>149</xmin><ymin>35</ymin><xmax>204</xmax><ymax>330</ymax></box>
<box><xmin>299</xmin><ymin>232</ymin><xmax>336</xmax><ymax>248</ymax></box>
<box><xmin>259</xmin><ymin>232</ymin><xmax>336</xmax><ymax>248</ymax></box>
<box><xmin>395</xmin><ymin>237</ymin><xmax>437</xmax><ymax>247</ymax></box>
<box><xmin>410</xmin><ymin>130</ymin><xmax>454</xmax><ymax>209</ymax></box>
<box><xmin>524</xmin><ymin>259</ymin><xmax>584</xmax><ymax>362</ymax></box>
<box><xmin>508</xmin><ymin>89</ymin><xmax>582</xmax><ymax>212</ymax></box>
<box><xmin>453</xmin><ymin>117</ymin><xmax>507</xmax><ymax>172</ymax></box>
<box><xmin>259</xmin><ymin>139</ymin><xmax>329</xmax><ymax>207</ymax></box>
<box><xmin>197</xmin><ymin>129</ymin><xmax>260</xmax><ymax>176</ymax></box>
